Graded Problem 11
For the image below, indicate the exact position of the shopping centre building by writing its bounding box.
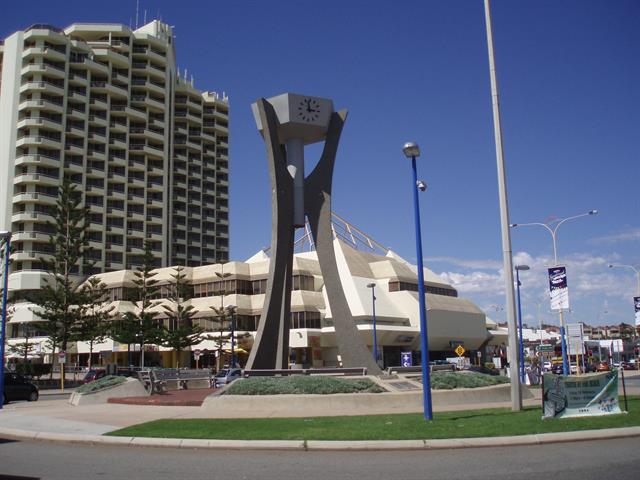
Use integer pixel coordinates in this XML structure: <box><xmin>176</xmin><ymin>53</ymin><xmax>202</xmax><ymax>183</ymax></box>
<box><xmin>7</xmin><ymin>216</ymin><xmax>491</xmax><ymax>369</ymax></box>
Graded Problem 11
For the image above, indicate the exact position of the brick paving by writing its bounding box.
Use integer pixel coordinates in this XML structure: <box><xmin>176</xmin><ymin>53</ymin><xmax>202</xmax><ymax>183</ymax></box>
<box><xmin>108</xmin><ymin>387</ymin><xmax>216</xmax><ymax>407</ymax></box>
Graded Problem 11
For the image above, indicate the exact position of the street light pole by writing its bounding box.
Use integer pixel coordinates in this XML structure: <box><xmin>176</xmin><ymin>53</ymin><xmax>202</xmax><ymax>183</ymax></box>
<box><xmin>608</xmin><ymin>264</ymin><xmax>640</xmax><ymax>297</ymax></box>
<box><xmin>402</xmin><ymin>142</ymin><xmax>433</xmax><ymax>421</ymax></box>
<box><xmin>511</xmin><ymin>209</ymin><xmax>598</xmax><ymax>375</ymax></box>
<box><xmin>366</xmin><ymin>283</ymin><xmax>378</xmax><ymax>365</ymax></box>
<box><xmin>0</xmin><ymin>231</ymin><xmax>12</xmax><ymax>410</ymax></box>
<box><xmin>483</xmin><ymin>0</ymin><xmax>522</xmax><ymax>411</ymax></box>
<box><xmin>515</xmin><ymin>265</ymin><xmax>530</xmax><ymax>384</ymax></box>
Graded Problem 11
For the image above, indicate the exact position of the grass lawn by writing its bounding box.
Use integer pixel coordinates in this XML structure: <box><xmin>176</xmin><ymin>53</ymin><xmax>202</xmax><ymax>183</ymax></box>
<box><xmin>106</xmin><ymin>396</ymin><xmax>640</xmax><ymax>441</ymax></box>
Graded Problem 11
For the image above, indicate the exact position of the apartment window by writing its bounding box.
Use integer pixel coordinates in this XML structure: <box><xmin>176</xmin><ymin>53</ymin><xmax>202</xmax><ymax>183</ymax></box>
<box><xmin>290</xmin><ymin>311</ymin><xmax>322</xmax><ymax>330</ymax></box>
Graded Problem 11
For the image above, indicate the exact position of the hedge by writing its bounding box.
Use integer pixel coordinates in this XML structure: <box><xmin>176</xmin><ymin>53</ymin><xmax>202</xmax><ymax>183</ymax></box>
<box><xmin>225</xmin><ymin>376</ymin><xmax>385</xmax><ymax>395</ymax></box>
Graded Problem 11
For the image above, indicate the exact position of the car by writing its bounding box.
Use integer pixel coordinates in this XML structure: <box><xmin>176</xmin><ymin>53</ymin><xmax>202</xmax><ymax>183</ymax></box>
<box><xmin>595</xmin><ymin>362</ymin><xmax>611</xmax><ymax>372</ymax></box>
<box><xmin>551</xmin><ymin>363</ymin><xmax>564</xmax><ymax>375</ymax></box>
<box><xmin>3</xmin><ymin>373</ymin><xmax>39</xmax><ymax>404</ymax></box>
<box><xmin>619</xmin><ymin>361</ymin><xmax>635</xmax><ymax>371</ymax></box>
<box><xmin>543</xmin><ymin>361</ymin><xmax>552</xmax><ymax>372</ymax></box>
<box><xmin>213</xmin><ymin>368</ymin><xmax>242</xmax><ymax>388</ymax></box>
<box><xmin>82</xmin><ymin>369</ymin><xmax>107</xmax><ymax>384</ymax></box>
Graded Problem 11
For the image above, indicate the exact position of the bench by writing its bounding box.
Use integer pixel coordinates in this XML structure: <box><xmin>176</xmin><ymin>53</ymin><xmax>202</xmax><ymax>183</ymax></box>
<box><xmin>385</xmin><ymin>364</ymin><xmax>456</xmax><ymax>375</ymax></box>
<box><xmin>138</xmin><ymin>369</ymin><xmax>212</xmax><ymax>395</ymax></box>
<box><xmin>243</xmin><ymin>367</ymin><xmax>368</xmax><ymax>377</ymax></box>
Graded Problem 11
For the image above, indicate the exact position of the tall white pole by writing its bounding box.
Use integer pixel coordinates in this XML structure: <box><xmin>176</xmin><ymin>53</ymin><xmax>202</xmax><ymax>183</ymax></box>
<box><xmin>484</xmin><ymin>0</ymin><xmax>522</xmax><ymax>410</ymax></box>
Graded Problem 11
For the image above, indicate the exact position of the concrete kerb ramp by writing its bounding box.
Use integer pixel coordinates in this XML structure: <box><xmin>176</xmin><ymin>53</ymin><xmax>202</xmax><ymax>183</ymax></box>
<box><xmin>200</xmin><ymin>382</ymin><xmax>535</xmax><ymax>418</ymax></box>
<box><xmin>69</xmin><ymin>378</ymin><xmax>149</xmax><ymax>406</ymax></box>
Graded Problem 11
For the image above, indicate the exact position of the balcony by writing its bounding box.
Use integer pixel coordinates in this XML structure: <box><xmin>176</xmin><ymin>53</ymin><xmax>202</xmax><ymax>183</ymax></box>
<box><xmin>16</xmin><ymin>135</ymin><xmax>61</xmax><ymax>149</ymax></box>
<box><xmin>13</xmin><ymin>192</ymin><xmax>57</xmax><ymax>204</ymax></box>
<box><xmin>19</xmin><ymin>99</ymin><xmax>63</xmax><ymax>114</ymax></box>
<box><xmin>14</xmin><ymin>153</ymin><xmax>60</xmax><ymax>167</ymax></box>
<box><xmin>21</xmin><ymin>63</ymin><xmax>66</xmax><ymax>79</ymax></box>
<box><xmin>20</xmin><ymin>80</ymin><xmax>65</xmax><ymax>96</ymax></box>
<box><xmin>92</xmin><ymin>48</ymin><xmax>129</xmax><ymax>67</ymax></box>
<box><xmin>13</xmin><ymin>173</ymin><xmax>59</xmax><ymax>186</ymax></box>
<box><xmin>17</xmin><ymin>116</ymin><xmax>62</xmax><ymax>131</ymax></box>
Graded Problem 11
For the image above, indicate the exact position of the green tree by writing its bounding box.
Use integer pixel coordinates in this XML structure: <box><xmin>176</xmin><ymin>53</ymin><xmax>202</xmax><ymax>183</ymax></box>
<box><xmin>127</xmin><ymin>241</ymin><xmax>163</xmax><ymax>368</ymax></box>
<box><xmin>72</xmin><ymin>277</ymin><xmax>114</xmax><ymax>368</ymax></box>
<box><xmin>7</xmin><ymin>321</ymin><xmax>36</xmax><ymax>363</ymax></box>
<box><xmin>208</xmin><ymin>305</ymin><xmax>235</xmax><ymax>371</ymax></box>
<box><xmin>110</xmin><ymin>314</ymin><xmax>139</xmax><ymax>367</ymax></box>
<box><xmin>161</xmin><ymin>266</ymin><xmax>203</xmax><ymax>367</ymax></box>
<box><xmin>30</xmin><ymin>178</ymin><xmax>92</xmax><ymax>385</ymax></box>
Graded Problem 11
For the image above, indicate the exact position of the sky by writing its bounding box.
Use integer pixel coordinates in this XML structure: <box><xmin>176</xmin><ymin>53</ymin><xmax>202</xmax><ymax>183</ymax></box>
<box><xmin>2</xmin><ymin>0</ymin><xmax>638</xmax><ymax>327</ymax></box>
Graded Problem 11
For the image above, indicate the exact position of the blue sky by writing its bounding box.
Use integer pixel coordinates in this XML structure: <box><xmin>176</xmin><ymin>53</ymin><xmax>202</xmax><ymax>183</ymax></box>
<box><xmin>3</xmin><ymin>1</ymin><xmax>638</xmax><ymax>327</ymax></box>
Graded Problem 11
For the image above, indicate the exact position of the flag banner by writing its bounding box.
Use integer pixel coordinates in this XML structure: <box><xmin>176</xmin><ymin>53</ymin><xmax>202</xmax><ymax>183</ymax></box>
<box><xmin>548</xmin><ymin>266</ymin><xmax>569</xmax><ymax>310</ymax></box>
<box><xmin>543</xmin><ymin>370</ymin><xmax>621</xmax><ymax>419</ymax></box>
<box><xmin>635</xmin><ymin>296</ymin><xmax>640</xmax><ymax>327</ymax></box>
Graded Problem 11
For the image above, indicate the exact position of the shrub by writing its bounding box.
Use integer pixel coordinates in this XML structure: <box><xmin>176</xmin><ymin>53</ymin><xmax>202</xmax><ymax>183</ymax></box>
<box><xmin>75</xmin><ymin>375</ymin><xmax>126</xmax><ymax>394</ymax></box>
<box><xmin>225</xmin><ymin>376</ymin><xmax>385</xmax><ymax>395</ymax></box>
<box><xmin>13</xmin><ymin>363</ymin><xmax>52</xmax><ymax>378</ymax></box>
<box><xmin>429</xmin><ymin>371</ymin><xmax>509</xmax><ymax>390</ymax></box>
<box><xmin>484</xmin><ymin>362</ymin><xmax>495</xmax><ymax>370</ymax></box>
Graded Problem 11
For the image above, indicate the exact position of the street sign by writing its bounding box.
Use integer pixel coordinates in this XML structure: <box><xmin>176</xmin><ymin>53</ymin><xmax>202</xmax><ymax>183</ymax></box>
<box><xmin>193</xmin><ymin>349</ymin><xmax>201</xmax><ymax>359</ymax></box>
<box><xmin>401</xmin><ymin>352</ymin><xmax>412</xmax><ymax>367</ymax></box>
<box><xmin>58</xmin><ymin>351</ymin><xmax>66</xmax><ymax>364</ymax></box>
<box><xmin>537</xmin><ymin>344</ymin><xmax>554</xmax><ymax>352</ymax></box>
<box><xmin>455</xmin><ymin>345</ymin><xmax>465</xmax><ymax>357</ymax></box>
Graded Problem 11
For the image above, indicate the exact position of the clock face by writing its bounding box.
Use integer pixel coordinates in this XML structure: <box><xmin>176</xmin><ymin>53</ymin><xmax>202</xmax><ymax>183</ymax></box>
<box><xmin>297</xmin><ymin>97</ymin><xmax>321</xmax><ymax>123</ymax></box>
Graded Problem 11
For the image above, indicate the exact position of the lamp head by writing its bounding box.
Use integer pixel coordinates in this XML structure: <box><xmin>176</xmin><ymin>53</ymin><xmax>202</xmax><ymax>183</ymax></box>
<box><xmin>416</xmin><ymin>180</ymin><xmax>427</xmax><ymax>192</ymax></box>
<box><xmin>366</xmin><ymin>283</ymin><xmax>376</xmax><ymax>288</ymax></box>
<box><xmin>509</xmin><ymin>223</ymin><xmax>518</xmax><ymax>228</ymax></box>
<box><xmin>402</xmin><ymin>142</ymin><xmax>420</xmax><ymax>158</ymax></box>
<box><xmin>515</xmin><ymin>265</ymin><xmax>530</xmax><ymax>271</ymax></box>
<box><xmin>608</xmin><ymin>264</ymin><xmax>614</xmax><ymax>269</ymax></box>
<box><xmin>589</xmin><ymin>209</ymin><xmax>598</xmax><ymax>215</ymax></box>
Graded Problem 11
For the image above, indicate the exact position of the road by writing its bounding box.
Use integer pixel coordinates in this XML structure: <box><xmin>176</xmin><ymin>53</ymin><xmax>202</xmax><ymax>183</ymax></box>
<box><xmin>0</xmin><ymin>437</ymin><xmax>638</xmax><ymax>480</ymax></box>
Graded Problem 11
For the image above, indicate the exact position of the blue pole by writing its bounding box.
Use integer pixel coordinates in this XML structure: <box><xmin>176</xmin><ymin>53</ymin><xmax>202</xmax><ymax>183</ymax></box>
<box><xmin>411</xmin><ymin>156</ymin><xmax>433</xmax><ymax>421</ymax></box>
<box><xmin>560</xmin><ymin>325</ymin><xmax>569</xmax><ymax>375</ymax></box>
<box><xmin>371</xmin><ymin>285</ymin><xmax>378</xmax><ymax>365</ymax></box>
<box><xmin>515</xmin><ymin>269</ymin><xmax>525</xmax><ymax>383</ymax></box>
<box><xmin>0</xmin><ymin>235</ymin><xmax>11</xmax><ymax>410</ymax></box>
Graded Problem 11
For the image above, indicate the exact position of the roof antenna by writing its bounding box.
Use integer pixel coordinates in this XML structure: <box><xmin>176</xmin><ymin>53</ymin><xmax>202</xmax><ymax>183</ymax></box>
<box><xmin>144</xmin><ymin>9</ymin><xmax>147</xmax><ymax>25</ymax></box>
<box><xmin>135</xmin><ymin>0</ymin><xmax>139</xmax><ymax>28</ymax></box>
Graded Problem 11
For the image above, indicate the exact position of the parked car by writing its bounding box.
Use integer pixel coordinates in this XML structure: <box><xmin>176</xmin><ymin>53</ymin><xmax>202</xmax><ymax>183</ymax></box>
<box><xmin>551</xmin><ymin>363</ymin><xmax>564</xmax><ymax>374</ymax></box>
<box><xmin>213</xmin><ymin>368</ymin><xmax>242</xmax><ymax>388</ymax></box>
<box><xmin>543</xmin><ymin>361</ymin><xmax>552</xmax><ymax>372</ymax></box>
<box><xmin>82</xmin><ymin>369</ymin><xmax>106</xmax><ymax>384</ymax></box>
<box><xmin>595</xmin><ymin>362</ymin><xmax>611</xmax><ymax>372</ymax></box>
<box><xmin>619</xmin><ymin>361</ymin><xmax>635</xmax><ymax>371</ymax></box>
<box><xmin>3</xmin><ymin>373</ymin><xmax>39</xmax><ymax>404</ymax></box>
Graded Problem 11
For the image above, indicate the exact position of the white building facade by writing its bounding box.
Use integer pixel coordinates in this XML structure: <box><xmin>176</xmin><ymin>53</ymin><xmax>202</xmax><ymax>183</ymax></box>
<box><xmin>0</xmin><ymin>20</ymin><xmax>230</xmax><ymax>290</ymax></box>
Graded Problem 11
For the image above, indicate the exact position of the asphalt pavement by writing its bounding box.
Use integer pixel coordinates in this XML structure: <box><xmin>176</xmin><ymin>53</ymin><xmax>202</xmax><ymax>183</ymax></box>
<box><xmin>0</xmin><ymin>371</ymin><xmax>638</xmax><ymax>450</ymax></box>
<box><xmin>1</xmin><ymin>437</ymin><xmax>640</xmax><ymax>479</ymax></box>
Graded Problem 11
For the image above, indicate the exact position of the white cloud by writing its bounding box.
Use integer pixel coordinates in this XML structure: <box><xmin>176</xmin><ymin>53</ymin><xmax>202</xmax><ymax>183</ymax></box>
<box><xmin>428</xmin><ymin>256</ymin><xmax>502</xmax><ymax>270</ymax></box>
<box><xmin>589</xmin><ymin>227</ymin><xmax>640</xmax><ymax>245</ymax></box>
<box><xmin>432</xmin><ymin>251</ymin><xmax>638</xmax><ymax>327</ymax></box>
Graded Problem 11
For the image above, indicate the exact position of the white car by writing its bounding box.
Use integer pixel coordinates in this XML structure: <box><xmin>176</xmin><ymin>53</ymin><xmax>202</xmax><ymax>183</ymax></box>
<box><xmin>543</xmin><ymin>361</ymin><xmax>552</xmax><ymax>372</ymax></box>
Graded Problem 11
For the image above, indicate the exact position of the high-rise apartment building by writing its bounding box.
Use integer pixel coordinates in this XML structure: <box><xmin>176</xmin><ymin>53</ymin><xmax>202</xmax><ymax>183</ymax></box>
<box><xmin>0</xmin><ymin>20</ymin><xmax>229</xmax><ymax>290</ymax></box>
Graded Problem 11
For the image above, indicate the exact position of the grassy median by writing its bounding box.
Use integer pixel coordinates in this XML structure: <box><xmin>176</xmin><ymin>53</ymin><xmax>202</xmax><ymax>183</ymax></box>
<box><xmin>106</xmin><ymin>396</ymin><xmax>640</xmax><ymax>441</ymax></box>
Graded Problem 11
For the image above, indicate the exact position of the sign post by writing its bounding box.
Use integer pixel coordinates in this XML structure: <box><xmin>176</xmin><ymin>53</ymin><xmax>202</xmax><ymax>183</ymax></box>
<box><xmin>58</xmin><ymin>351</ymin><xmax>66</xmax><ymax>391</ymax></box>
<box><xmin>401</xmin><ymin>352</ymin><xmax>413</xmax><ymax>367</ymax></box>
<box><xmin>194</xmin><ymin>349</ymin><xmax>201</xmax><ymax>369</ymax></box>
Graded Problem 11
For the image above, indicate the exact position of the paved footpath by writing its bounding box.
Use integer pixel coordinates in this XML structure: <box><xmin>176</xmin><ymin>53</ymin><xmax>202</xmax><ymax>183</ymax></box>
<box><xmin>0</xmin><ymin>374</ymin><xmax>638</xmax><ymax>450</ymax></box>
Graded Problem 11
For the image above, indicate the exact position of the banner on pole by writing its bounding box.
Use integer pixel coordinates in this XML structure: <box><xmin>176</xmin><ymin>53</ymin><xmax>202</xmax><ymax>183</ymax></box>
<box><xmin>543</xmin><ymin>370</ymin><xmax>621</xmax><ymax>419</ymax></box>
<box><xmin>548</xmin><ymin>266</ymin><xmax>569</xmax><ymax>311</ymax></box>
<box><xmin>635</xmin><ymin>296</ymin><xmax>640</xmax><ymax>327</ymax></box>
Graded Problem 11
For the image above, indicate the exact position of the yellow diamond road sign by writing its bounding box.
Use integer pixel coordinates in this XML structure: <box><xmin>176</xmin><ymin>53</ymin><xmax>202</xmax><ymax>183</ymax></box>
<box><xmin>455</xmin><ymin>345</ymin><xmax>465</xmax><ymax>357</ymax></box>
